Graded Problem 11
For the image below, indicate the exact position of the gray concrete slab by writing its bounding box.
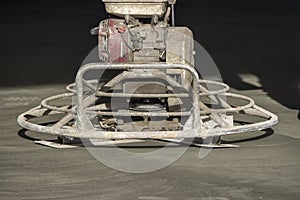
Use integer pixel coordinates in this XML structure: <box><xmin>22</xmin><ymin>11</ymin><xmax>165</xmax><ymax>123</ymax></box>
<box><xmin>1</xmin><ymin>0</ymin><xmax>299</xmax><ymax>199</ymax></box>
<box><xmin>0</xmin><ymin>84</ymin><xmax>299</xmax><ymax>200</ymax></box>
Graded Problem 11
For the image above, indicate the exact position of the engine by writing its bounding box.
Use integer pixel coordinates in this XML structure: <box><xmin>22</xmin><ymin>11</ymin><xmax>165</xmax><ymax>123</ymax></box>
<box><xmin>90</xmin><ymin>0</ymin><xmax>195</xmax><ymax>132</ymax></box>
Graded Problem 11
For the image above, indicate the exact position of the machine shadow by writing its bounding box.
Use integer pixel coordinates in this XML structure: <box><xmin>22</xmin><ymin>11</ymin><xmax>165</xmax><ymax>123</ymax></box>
<box><xmin>221</xmin><ymin>128</ymin><xmax>274</xmax><ymax>144</ymax></box>
<box><xmin>17</xmin><ymin>127</ymin><xmax>274</xmax><ymax>149</ymax></box>
<box><xmin>18</xmin><ymin>128</ymin><xmax>57</xmax><ymax>143</ymax></box>
<box><xmin>17</xmin><ymin>128</ymin><xmax>186</xmax><ymax>149</ymax></box>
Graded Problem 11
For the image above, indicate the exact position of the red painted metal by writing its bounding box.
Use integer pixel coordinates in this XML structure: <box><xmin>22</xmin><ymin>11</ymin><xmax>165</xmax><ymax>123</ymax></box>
<box><xmin>99</xmin><ymin>19</ymin><xmax>131</xmax><ymax>63</ymax></box>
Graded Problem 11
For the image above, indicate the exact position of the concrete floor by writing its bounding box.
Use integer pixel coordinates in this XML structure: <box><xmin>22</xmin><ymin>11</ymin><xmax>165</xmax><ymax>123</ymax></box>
<box><xmin>1</xmin><ymin>0</ymin><xmax>299</xmax><ymax>199</ymax></box>
<box><xmin>0</xmin><ymin>84</ymin><xmax>299</xmax><ymax>200</ymax></box>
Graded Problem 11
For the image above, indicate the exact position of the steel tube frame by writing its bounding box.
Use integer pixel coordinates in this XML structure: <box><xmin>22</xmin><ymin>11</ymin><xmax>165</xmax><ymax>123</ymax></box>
<box><xmin>75</xmin><ymin>63</ymin><xmax>201</xmax><ymax>139</ymax></box>
<box><xmin>17</xmin><ymin>63</ymin><xmax>278</xmax><ymax>140</ymax></box>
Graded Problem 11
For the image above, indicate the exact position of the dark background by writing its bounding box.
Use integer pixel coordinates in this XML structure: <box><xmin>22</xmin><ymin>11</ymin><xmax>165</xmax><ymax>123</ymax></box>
<box><xmin>1</xmin><ymin>0</ymin><xmax>299</xmax><ymax>113</ymax></box>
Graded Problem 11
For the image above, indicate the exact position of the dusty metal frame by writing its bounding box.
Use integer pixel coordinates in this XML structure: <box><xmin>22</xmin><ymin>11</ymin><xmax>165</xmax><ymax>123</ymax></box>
<box><xmin>17</xmin><ymin>63</ymin><xmax>278</xmax><ymax>141</ymax></box>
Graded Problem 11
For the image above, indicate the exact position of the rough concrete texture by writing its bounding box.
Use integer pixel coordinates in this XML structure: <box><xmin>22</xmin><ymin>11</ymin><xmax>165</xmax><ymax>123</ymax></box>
<box><xmin>1</xmin><ymin>0</ymin><xmax>299</xmax><ymax>199</ymax></box>
<box><xmin>0</xmin><ymin>83</ymin><xmax>299</xmax><ymax>200</ymax></box>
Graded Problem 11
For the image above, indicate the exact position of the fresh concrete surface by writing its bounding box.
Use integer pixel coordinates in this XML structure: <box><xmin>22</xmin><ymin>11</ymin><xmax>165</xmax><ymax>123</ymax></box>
<box><xmin>1</xmin><ymin>0</ymin><xmax>299</xmax><ymax>199</ymax></box>
<box><xmin>0</xmin><ymin>84</ymin><xmax>299</xmax><ymax>200</ymax></box>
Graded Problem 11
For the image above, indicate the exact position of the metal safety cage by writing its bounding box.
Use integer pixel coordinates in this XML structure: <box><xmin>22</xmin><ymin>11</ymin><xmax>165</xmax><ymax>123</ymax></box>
<box><xmin>16</xmin><ymin>62</ymin><xmax>278</xmax><ymax>142</ymax></box>
<box><xmin>75</xmin><ymin>62</ymin><xmax>201</xmax><ymax>140</ymax></box>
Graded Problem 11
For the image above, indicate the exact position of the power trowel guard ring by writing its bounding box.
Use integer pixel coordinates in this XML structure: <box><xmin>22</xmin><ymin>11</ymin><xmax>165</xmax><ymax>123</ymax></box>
<box><xmin>17</xmin><ymin>62</ymin><xmax>278</xmax><ymax>140</ymax></box>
